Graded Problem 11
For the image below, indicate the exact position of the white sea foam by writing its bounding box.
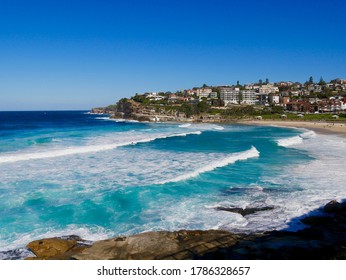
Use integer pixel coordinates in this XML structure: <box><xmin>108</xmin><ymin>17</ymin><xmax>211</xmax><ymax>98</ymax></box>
<box><xmin>300</xmin><ymin>130</ymin><xmax>316</xmax><ymax>139</ymax></box>
<box><xmin>212</xmin><ymin>125</ymin><xmax>225</xmax><ymax>130</ymax></box>
<box><xmin>276</xmin><ymin>129</ymin><xmax>316</xmax><ymax>147</ymax></box>
<box><xmin>276</xmin><ymin>135</ymin><xmax>303</xmax><ymax>147</ymax></box>
<box><xmin>95</xmin><ymin>117</ymin><xmax>139</xmax><ymax>123</ymax></box>
<box><xmin>158</xmin><ymin>146</ymin><xmax>260</xmax><ymax>184</ymax></box>
<box><xmin>179</xmin><ymin>123</ymin><xmax>191</xmax><ymax>128</ymax></box>
<box><xmin>0</xmin><ymin>131</ymin><xmax>202</xmax><ymax>164</ymax></box>
<box><xmin>3</xmin><ymin>124</ymin><xmax>346</xmax><ymax>257</ymax></box>
<box><xmin>110</xmin><ymin>119</ymin><xmax>139</xmax><ymax>123</ymax></box>
<box><xmin>95</xmin><ymin>117</ymin><xmax>111</xmax><ymax>120</ymax></box>
<box><xmin>242</xmin><ymin>133</ymin><xmax>346</xmax><ymax>232</ymax></box>
<box><xmin>194</xmin><ymin>124</ymin><xmax>225</xmax><ymax>131</ymax></box>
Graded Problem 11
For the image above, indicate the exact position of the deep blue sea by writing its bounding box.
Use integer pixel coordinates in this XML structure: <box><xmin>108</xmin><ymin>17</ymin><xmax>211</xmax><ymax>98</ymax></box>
<box><xmin>1</xmin><ymin>111</ymin><xmax>345</xmax><ymax>259</ymax></box>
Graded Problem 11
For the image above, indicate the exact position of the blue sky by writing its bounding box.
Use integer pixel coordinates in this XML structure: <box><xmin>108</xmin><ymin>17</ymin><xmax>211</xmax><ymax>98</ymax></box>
<box><xmin>1</xmin><ymin>0</ymin><xmax>345</xmax><ymax>110</ymax></box>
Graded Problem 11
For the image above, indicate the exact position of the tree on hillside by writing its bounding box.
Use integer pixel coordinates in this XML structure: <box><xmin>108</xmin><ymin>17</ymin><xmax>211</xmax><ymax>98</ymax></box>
<box><xmin>265</xmin><ymin>78</ymin><xmax>269</xmax><ymax>85</ymax></box>
<box><xmin>197</xmin><ymin>100</ymin><xmax>211</xmax><ymax>113</ymax></box>
<box><xmin>259</xmin><ymin>79</ymin><xmax>263</xmax><ymax>85</ymax></box>
<box><xmin>308</xmin><ymin>76</ymin><xmax>314</xmax><ymax>84</ymax></box>
<box><xmin>202</xmin><ymin>83</ymin><xmax>209</xmax><ymax>88</ymax></box>
<box><xmin>238</xmin><ymin>91</ymin><xmax>243</xmax><ymax>104</ymax></box>
<box><xmin>271</xmin><ymin>105</ymin><xmax>284</xmax><ymax>114</ymax></box>
<box><xmin>319</xmin><ymin>76</ymin><xmax>326</xmax><ymax>85</ymax></box>
<box><xmin>212</xmin><ymin>87</ymin><xmax>221</xmax><ymax>99</ymax></box>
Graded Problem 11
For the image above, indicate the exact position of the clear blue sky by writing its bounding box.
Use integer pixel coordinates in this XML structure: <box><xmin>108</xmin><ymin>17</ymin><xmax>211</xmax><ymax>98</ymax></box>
<box><xmin>1</xmin><ymin>0</ymin><xmax>345</xmax><ymax>110</ymax></box>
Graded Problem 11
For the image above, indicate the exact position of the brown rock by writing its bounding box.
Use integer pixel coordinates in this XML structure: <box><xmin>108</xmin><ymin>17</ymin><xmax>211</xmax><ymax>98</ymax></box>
<box><xmin>27</xmin><ymin>238</ymin><xmax>77</xmax><ymax>259</ymax></box>
<box><xmin>24</xmin><ymin>200</ymin><xmax>346</xmax><ymax>260</ymax></box>
<box><xmin>73</xmin><ymin>230</ymin><xmax>234</xmax><ymax>260</ymax></box>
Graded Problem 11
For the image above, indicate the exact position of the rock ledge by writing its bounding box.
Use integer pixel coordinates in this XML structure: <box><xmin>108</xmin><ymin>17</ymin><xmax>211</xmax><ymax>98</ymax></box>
<box><xmin>26</xmin><ymin>200</ymin><xmax>346</xmax><ymax>260</ymax></box>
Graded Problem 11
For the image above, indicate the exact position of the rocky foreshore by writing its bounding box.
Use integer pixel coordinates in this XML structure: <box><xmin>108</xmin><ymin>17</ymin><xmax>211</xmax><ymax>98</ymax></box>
<box><xmin>25</xmin><ymin>200</ymin><xmax>346</xmax><ymax>260</ymax></box>
<box><xmin>91</xmin><ymin>100</ymin><xmax>227</xmax><ymax>123</ymax></box>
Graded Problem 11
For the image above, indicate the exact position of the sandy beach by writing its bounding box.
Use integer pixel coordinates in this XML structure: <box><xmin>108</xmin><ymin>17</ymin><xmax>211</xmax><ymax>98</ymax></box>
<box><xmin>239</xmin><ymin>120</ymin><xmax>346</xmax><ymax>136</ymax></box>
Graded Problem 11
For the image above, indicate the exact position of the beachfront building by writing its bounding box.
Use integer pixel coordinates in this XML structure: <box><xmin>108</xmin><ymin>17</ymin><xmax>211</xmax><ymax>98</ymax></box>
<box><xmin>280</xmin><ymin>96</ymin><xmax>290</xmax><ymax>105</ymax></box>
<box><xmin>209</xmin><ymin>92</ymin><xmax>218</xmax><ymax>99</ymax></box>
<box><xmin>256</xmin><ymin>93</ymin><xmax>269</xmax><ymax>105</ymax></box>
<box><xmin>268</xmin><ymin>93</ymin><xmax>280</xmax><ymax>104</ymax></box>
<box><xmin>220</xmin><ymin>87</ymin><xmax>257</xmax><ymax>105</ymax></box>
<box><xmin>307</xmin><ymin>84</ymin><xmax>322</xmax><ymax>93</ymax></box>
<box><xmin>168</xmin><ymin>94</ymin><xmax>179</xmax><ymax>102</ymax></box>
<box><xmin>220</xmin><ymin>87</ymin><xmax>239</xmax><ymax>105</ymax></box>
<box><xmin>240</xmin><ymin>90</ymin><xmax>257</xmax><ymax>105</ymax></box>
<box><xmin>286</xmin><ymin>101</ymin><xmax>312</xmax><ymax>112</ymax></box>
<box><xmin>144</xmin><ymin>92</ymin><xmax>158</xmax><ymax>98</ymax></box>
<box><xmin>185</xmin><ymin>89</ymin><xmax>197</xmax><ymax>96</ymax></box>
<box><xmin>196</xmin><ymin>87</ymin><xmax>213</xmax><ymax>98</ymax></box>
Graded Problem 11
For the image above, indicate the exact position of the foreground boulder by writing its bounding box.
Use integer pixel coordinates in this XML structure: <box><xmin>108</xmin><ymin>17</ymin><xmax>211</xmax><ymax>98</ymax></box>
<box><xmin>26</xmin><ymin>236</ymin><xmax>90</xmax><ymax>260</ymax></box>
<box><xmin>73</xmin><ymin>230</ymin><xmax>240</xmax><ymax>260</ymax></box>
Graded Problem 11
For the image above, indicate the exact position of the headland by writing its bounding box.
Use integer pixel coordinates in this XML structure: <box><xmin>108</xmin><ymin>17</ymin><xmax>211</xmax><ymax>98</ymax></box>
<box><xmin>92</xmin><ymin>98</ymin><xmax>346</xmax><ymax>136</ymax></box>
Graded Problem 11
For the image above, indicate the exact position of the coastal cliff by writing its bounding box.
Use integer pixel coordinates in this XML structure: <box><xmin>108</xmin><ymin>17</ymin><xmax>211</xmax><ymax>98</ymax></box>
<box><xmin>25</xmin><ymin>200</ymin><xmax>346</xmax><ymax>260</ymax></box>
<box><xmin>92</xmin><ymin>99</ymin><xmax>224</xmax><ymax>122</ymax></box>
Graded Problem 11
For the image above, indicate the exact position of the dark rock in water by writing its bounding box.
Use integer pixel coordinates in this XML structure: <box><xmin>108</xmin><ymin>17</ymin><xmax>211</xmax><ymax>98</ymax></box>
<box><xmin>324</xmin><ymin>200</ymin><xmax>345</xmax><ymax>213</ymax></box>
<box><xmin>216</xmin><ymin>206</ymin><xmax>275</xmax><ymax>216</ymax></box>
<box><xmin>301</xmin><ymin>215</ymin><xmax>332</xmax><ymax>226</ymax></box>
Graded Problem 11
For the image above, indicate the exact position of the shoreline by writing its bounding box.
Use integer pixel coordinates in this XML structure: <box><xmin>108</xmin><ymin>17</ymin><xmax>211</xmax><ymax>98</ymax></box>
<box><xmin>101</xmin><ymin>108</ymin><xmax>346</xmax><ymax>137</ymax></box>
<box><xmin>23</xmin><ymin>200</ymin><xmax>346</xmax><ymax>260</ymax></box>
<box><xmin>234</xmin><ymin>120</ymin><xmax>346</xmax><ymax>137</ymax></box>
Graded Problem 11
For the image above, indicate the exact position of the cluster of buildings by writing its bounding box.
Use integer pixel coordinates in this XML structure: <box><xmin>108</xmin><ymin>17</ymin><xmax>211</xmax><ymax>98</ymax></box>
<box><xmin>140</xmin><ymin>78</ymin><xmax>346</xmax><ymax>113</ymax></box>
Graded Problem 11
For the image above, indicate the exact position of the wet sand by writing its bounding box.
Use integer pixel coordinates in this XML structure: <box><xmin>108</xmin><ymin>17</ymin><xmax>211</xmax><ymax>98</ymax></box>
<box><xmin>239</xmin><ymin>120</ymin><xmax>346</xmax><ymax>136</ymax></box>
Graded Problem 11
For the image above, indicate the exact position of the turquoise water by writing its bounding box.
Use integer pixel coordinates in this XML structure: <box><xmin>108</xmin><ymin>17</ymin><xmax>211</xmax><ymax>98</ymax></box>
<box><xmin>1</xmin><ymin>111</ymin><xmax>345</xmax><ymax>259</ymax></box>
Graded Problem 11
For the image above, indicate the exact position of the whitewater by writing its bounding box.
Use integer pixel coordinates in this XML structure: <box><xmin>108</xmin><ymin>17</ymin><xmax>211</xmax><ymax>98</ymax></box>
<box><xmin>0</xmin><ymin>111</ymin><xmax>345</xmax><ymax>259</ymax></box>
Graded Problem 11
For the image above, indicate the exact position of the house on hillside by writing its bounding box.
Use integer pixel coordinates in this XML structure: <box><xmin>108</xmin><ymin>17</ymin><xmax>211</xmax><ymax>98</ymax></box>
<box><xmin>286</xmin><ymin>101</ymin><xmax>312</xmax><ymax>112</ymax></box>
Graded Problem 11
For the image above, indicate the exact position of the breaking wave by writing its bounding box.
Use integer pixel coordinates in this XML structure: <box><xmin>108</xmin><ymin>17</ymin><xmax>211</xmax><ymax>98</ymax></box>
<box><xmin>0</xmin><ymin>131</ymin><xmax>202</xmax><ymax>164</ymax></box>
<box><xmin>158</xmin><ymin>146</ymin><xmax>260</xmax><ymax>184</ymax></box>
<box><xmin>179</xmin><ymin>123</ymin><xmax>191</xmax><ymax>128</ymax></box>
<box><xmin>276</xmin><ymin>130</ymin><xmax>316</xmax><ymax>147</ymax></box>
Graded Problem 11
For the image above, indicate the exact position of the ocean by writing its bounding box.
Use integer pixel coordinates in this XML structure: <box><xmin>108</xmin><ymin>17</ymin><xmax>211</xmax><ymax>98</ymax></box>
<box><xmin>0</xmin><ymin>111</ymin><xmax>345</xmax><ymax>259</ymax></box>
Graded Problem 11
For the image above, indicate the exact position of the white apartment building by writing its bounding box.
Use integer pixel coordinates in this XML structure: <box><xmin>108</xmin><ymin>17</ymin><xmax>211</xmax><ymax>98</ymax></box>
<box><xmin>220</xmin><ymin>87</ymin><xmax>239</xmax><ymax>104</ymax></box>
<box><xmin>220</xmin><ymin>87</ymin><xmax>256</xmax><ymax>105</ymax></box>
<box><xmin>268</xmin><ymin>94</ymin><xmax>280</xmax><ymax>104</ymax></box>
<box><xmin>240</xmin><ymin>90</ymin><xmax>257</xmax><ymax>105</ymax></box>
<box><xmin>196</xmin><ymin>87</ymin><xmax>212</xmax><ymax>98</ymax></box>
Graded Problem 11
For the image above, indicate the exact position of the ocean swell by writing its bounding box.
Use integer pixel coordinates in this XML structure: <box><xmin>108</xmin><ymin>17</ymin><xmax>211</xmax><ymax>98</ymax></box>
<box><xmin>158</xmin><ymin>146</ymin><xmax>260</xmax><ymax>184</ymax></box>
<box><xmin>0</xmin><ymin>131</ymin><xmax>202</xmax><ymax>164</ymax></box>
